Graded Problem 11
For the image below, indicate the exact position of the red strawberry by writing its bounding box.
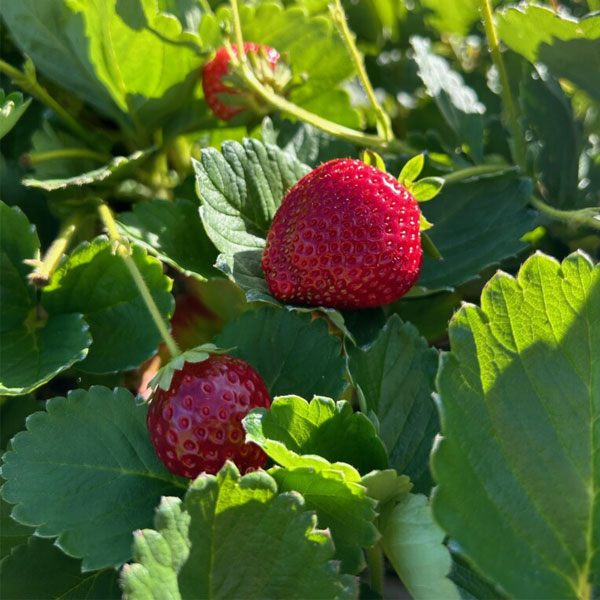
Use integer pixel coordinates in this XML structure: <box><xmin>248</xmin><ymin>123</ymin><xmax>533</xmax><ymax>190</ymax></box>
<box><xmin>261</xmin><ymin>158</ymin><xmax>422</xmax><ymax>309</ymax></box>
<box><xmin>202</xmin><ymin>42</ymin><xmax>280</xmax><ymax>122</ymax></box>
<box><xmin>147</xmin><ymin>355</ymin><xmax>271</xmax><ymax>479</ymax></box>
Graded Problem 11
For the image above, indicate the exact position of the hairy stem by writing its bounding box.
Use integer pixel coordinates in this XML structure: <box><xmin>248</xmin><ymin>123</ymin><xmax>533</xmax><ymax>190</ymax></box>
<box><xmin>479</xmin><ymin>0</ymin><xmax>527</xmax><ymax>170</ymax></box>
<box><xmin>330</xmin><ymin>0</ymin><xmax>393</xmax><ymax>142</ymax></box>
<box><xmin>530</xmin><ymin>196</ymin><xmax>600</xmax><ymax>231</ymax></box>
<box><xmin>444</xmin><ymin>163</ymin><xmax>513</xmax><ymax>184</ymax></box>
<box><xmin>0</xmin><ymin>59</ymin><xmax>97</xmax><ymax>145</ymax></box>
<box><xmin>97</xmin><ymin>203</ymin><xmax>181</xmax><ymax>358</ymax></box>
<box><xmin>22</xmin><ymin>148</ymin><xmax>112</xmax><ymax>167</ymax></box>
<box><xmin>28</xmin><ymin>213</ymin><xmax>83</xmax><ymax>287</ymax></box>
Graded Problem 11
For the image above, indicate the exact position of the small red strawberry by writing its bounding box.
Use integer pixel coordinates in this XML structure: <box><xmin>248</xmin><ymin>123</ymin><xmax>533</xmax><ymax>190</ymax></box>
<box><xmin>147</xmin><ymin>355</ymin><xmax>271</xmax><ymax>479</ymax></box>
<box><xmin>261</xmin><ymin>158</ymin><xmax>422</xmax><ymax>309</ymax></box>
<box><xmin>202</xmin><ymin>42</ymin><xmax>280</xmax><ymax>122</ymax></box>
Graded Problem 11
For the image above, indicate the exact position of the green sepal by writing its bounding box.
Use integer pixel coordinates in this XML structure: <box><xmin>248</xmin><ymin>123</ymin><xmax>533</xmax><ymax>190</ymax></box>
<box><xmin>421</xmin><ymin>232</ymin><xmax>443</xmax><ymax>260</ymax></box>
<box><xmin>149</xmin><ymin>343</ymin><xmax>232</xmax><ymax>392</ymax></box>
<box><xmin>398</xmin><ymin>154</ymin><xmax>425</xmax><ymax>186</ymax></box>
<box><xmin>419</xmin><ymin>213</ymin><xmax>434</xmax><ymax>232</ymax></box>
<box><xmin>361</xmin><ymin>149</ymin><xmax>386</xmax><ymax>172</ymax></box>
<box><xmin>412</xmin><ymin>177</ymin><xmax>444</xmax><ymax>202</ymax></box>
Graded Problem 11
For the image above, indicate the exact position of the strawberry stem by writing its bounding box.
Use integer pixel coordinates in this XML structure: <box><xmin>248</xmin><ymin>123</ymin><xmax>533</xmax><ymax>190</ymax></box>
<box><xmin>27</xmin><ymin>212</ymin><xmax>84</xmax><ymax>288</ymax></box>
<box><xmin>443</xmin><ymin>163</ymin><xmax>513</xmax><ymax>184</ymax></box>
<box><xmin>21</xmin><ymin>148</ymin><xmax>112</xmax><ymax>167</ymax></box>
<box><xmin>329</xmin><ymin>0</ymin><xmax>394</xmax><ymax>143</ymax></box>
<box><xmin>479</xmin><ymin>0</ymin><xmax>527</xmax><ymax>171</ymax></box>
<box><xmin>97</xmin><ymin>202</ymin><xmax>181</xmax><ymax>358</ymax></box>
<box><xmin>228</xmin><ymin>0</ymin><xmax>414</xmax><ymax>154</ymax></box>
<box><xmin>367</xmin><ymin>543</ymin><xmax>384</xmax><ymax>596</ymax></box>
<box><xmin>530</xmin><ymin>196</ymin><xmax>600</xmax><ymax>231</ymax></box>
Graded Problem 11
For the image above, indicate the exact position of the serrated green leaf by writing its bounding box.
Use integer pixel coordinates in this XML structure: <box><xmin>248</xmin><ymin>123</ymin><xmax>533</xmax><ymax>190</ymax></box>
<box><xmin>418</xmin><ymin>174</ymin><xmax>535</xmax><ymax>290</ymax></box>
<box><xmin>214</xmin><ymin>306</ymin><xmax>347</xmax><ymax>400</ymax></box>
<box><xmin>1</xmin><ymin>396</ymin><xmax>43</xmax><ymax>452</ymax></box>
<box><xmin>123</xmin><ymin>463</ymin><xmax>358</xmax><ymax>599</ymax></box>
<box><xmin>398</xmin><ymin>154</ymin><xmax>425</xmax><ymax>185</ymax></box>
<box><xmin>411</xmin><ymin>36</ymin><xmax>485</xmax><ymax>162</ymax></box>
<box><xmin>431</xmin><ymin>251</ymin><xmax>600</xmax><ymax>598</ymax></box>
<box><xmin>244</xmin><ymin>394</ymin><xmax>387</xmax><ymax>475</ymax></box>
<box><xmin>520</xmin><ymin>66</ymin><xmax>582</xmax><ymax>209</ymax></box>
<box><xmin>419</xmin><ymin>0</ymin><xmax>500</xmax><ymax>36</ymax></box>
<box><xmin>348</xmin><ymin>315</ymin><xmax>439</xmax><ymax>492</ymax></box>
<box><xmin>382</xmin><ymin>494</ymin><xmax>460</xmax><ymax>600</ymax></box>
<box><xmin>0</xmin><ymin>202</ymin><xmax>92</xmax><ymax>395</ymax></box>
<box><xmin>42</xmin><ymin>237</ymin><xmax>174</xmax><ymax>374</ymax></box>
<box><xmin>0</xmin><ymin>386</ymin><xmax>187</xmax><ymax>570</ymax></box>
<box><xmin>412</xmin><ymin>177</ymin><xmax>444</xmax><ymax>202</ymax></box>
<box><xmin>0</xmin><ymin>495</ymin><xmax>33</xmax><ymax>560</ymax></box>
<box><xmin>0</xmin><ymin>537</ymin><xmax>121</xmax><ymax>599</ymax></box>
<box><xmin>271</xmin><ymin>466</ymin><xmax>378</xmax><ymax>573</ymax></box>
<box><xmin>23</xmin><ymin>149</ymin><xmax>152</xmax><ymax>192</ymax></box>
<box><xmin>360</xmin><ymin>470</ymin><xmax>412</xmax><ymax>526</ymax></box>
<box><xmin>0</xmin><ymin>90</ymin><xmax>31</xmax><ymax>140</ymax></box>
<box><xmin>496</xmin><ymin>6</ymin><xmax>600</xmax><ymax>100</ymax></box>
<box><xmin>262</xmin><ymin>116</ymin><xmax>357</xmax><ymax>168</ymax></box>
<box><xmin>118</xmin><ymin>198</ymin><xmax>220</xmax><ymax>281</ymax></box>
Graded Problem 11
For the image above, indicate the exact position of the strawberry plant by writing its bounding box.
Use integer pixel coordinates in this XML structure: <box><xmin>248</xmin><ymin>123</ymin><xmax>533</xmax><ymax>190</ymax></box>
<box><xmin>0</xmin><ymin>0</ymin><xmax>598</xmax><ymax>599</ymax></box>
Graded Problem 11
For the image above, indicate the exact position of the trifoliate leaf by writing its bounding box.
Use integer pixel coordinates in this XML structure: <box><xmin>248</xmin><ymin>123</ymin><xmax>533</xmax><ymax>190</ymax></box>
<box><xmin>432</xmin><ymin>251</ymin><xmax>600</xmax><ymax>598</ymax></box>
<box><xmin>1</xmin><ymin>386</ymin><xmax>187</xmax><ymax>570</ymax></box>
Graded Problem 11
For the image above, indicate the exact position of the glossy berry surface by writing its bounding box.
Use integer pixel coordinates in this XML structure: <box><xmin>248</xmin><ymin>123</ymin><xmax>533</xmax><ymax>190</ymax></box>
<box><xmin>147</xmin><ymin>355</ymin><xmax>271</xmax><ymax>479</ymax></box>
<box><xmin>261</xmin><ymin>158</ymin><xmax>422</xmax><ymax>309</ymax></box>
<box><xmin>202</xmin><ymin>42</ymin><xmax>280</xmax><ymax>122</ymax></box>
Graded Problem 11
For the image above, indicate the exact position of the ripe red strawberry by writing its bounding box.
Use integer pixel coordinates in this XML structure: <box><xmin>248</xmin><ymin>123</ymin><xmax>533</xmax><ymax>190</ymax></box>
<box><xmin>147</xmin><ymin>355</ymin><xmax>271</xmax><ymax>479</ymax></box>
<box><xmin>202</xmin><ymin>42</ymin><xmax>280</xmax><ymax>121</ymax></box>
<box><xmin>261</xmin><ymin>158</ymin><xmax>422</xmax><ymax>309</ymax></box>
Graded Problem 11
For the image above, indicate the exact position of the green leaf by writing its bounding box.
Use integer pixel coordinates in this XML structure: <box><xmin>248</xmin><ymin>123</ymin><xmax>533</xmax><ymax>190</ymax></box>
<box><xmin>0</xmin><ymin>90</ymin><xmax>31</xmax><ymax>140</ymax></box>
<box><xmin>418</xmin><ymin>174</ymin><xmax>535</xmax><ymax>290</ymax></box>
<box><xmin>1</xmin><ymin>395</ymin><xmax>44</xmax><ymax>451</ymax></box>
<box><xmin>382</xmin><ymin>494</ymin><xmax>460</xmax><ymax>600</ymax></box>
<box><xmin>0</xmin><ymin>202</ymin><xmax>91</xmax><ymax>395</ymax></box>
<box><xmin>496</xmin><ymin>6</ymin><xmax>600</xmax><ymax>100</ymax></box>
<box><xmin>412</xmin><ymin>177</ymin><xmax>444</xmax><ymax>202</ymax></box>
<box><xmin>448</xmin><ymin>549</ymin><xmax>508</xmax><ymax>600</ymax></box>
<box><xmin>520</xmin><ymin>66</ymin><xmax>582</xmax><ymax>209</ymax></box>
<box><xmin>118</xmin><ymin>198</ymin><xmax>220</xmax><ymax>281</ymax></box>
<box><xmin>214</xmin><ymin>306</ymin><xmax>347</xmax><ymax>401</ymax></box>
<box><xmin>42</xmin><ymin>237</ymin><xmax>174</xmax><ymax>374</ymax></box>
<box><xmin>0</xmin><ymin>537</ymin><xmax>121</xmax><ymax>599</ymax></box>
<box><xmin>122</xmin><ymin>463</ymin><xmax>358</xmax><ymax>599</ymax></box>
<box><xmin>411</xmin><ymin>36</ymin><xmax>485</xmax><ymax>162</ymax></box>
<box><xmin>431</xmin><ymin>251</ymin><xmax>600</xmax><ymax>598</ymax></box>
<box><xmin>1</xmin><ymin>386</ymin><xmax>186</xmax><ymax>570</ymax></box>
<box><xmin>398</xmin><ymin>154</ymin><xmax>425</xmax><ymax>186</ymax></box>
<box><xmin>0</xmin><ymin>495</ymin><xmax>33</xmax><ymax>560</ymax></box>
<box><xmin>194</xmin><ymin>138</ymin><xmax>310</xmax><ymax>257</ymax></box>
<box><xmin>23</xmin><ymin>149</ymin><xmax>152</xmax><ymax>192</ymax></box>
<box><xmin>270</xmin><ymin>466</ymin><xmax>378</xmax><ymax>573</ymax></box>
<box><xmin>360</xmin><ymin>470</ymin><xmax>412</xmax><ymax>525</ymax></box>
<box><xmin>244</xmin><ymin>394</ymin><xmax>387</xmax><ymax>475</ymax></box>
<box><xmin>419</xmin><ymin>0</ymin><xmax>500</xmax><ymax>36</ymax></box>
<box><xmin>262</xmin><ymin>116</ymin><xmax>357</xmax><ymax>168</ymax></box>
<box><xmin>348</xmin><ymin>315</ymin><xmax>439</xmax><ymax>492</ymax></box>
<box><xmin>361</xmin><ymin>149</ymin><xmax>386</xmax><ymax>172</ymax></box>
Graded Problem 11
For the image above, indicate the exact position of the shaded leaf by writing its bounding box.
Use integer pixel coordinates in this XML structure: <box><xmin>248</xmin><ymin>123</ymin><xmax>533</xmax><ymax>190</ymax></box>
<box><xmin>0</xmin><ymin>495</ymin><xmax>33</xmax><ymax>560</ymax></box>
<box><xmin>214</xmin><ymin>306</ymin><xmax>347</xmax><ymax>401</ymax></box>
<box><xmin>1</xmin><ymin>386</ymin><xmax>187</xmax><ymax>570</ymax></box>
<box><xmin>382</xmin><ymin>494</ymin><xmax>460</xmax><ymax>600</ymax></box>
<box><xmin>0</xmin><ymin>537</ymin><xmax>121</xmax><ymax>599</ymax></box>
<box><xmin>418</xmin><ymin>174</ymin><xmax>535</xmax><ymax>290</ymax></box>
<box><xmin>42</xmin><ymin>237</ymin><xmax>174</xmax><ymax>374</ymax></box>
<box><xmin>431</xmin><ymin>251</ymin><xmax>600</xmax><ymax>598</ymax></box>
<box><xmin>118</xmin><ymin>198</ymin><xmax>220</xmax><ymax>280</ymax></box>
<box><xmin>0</xmin><ymin>90</ymin><xmax>31</xmax><ymax>140</ymax></box>
<box><xmin>348</xmin><ymin>315</ymin><xmax>439</xmax><ymax>492</ymax></box>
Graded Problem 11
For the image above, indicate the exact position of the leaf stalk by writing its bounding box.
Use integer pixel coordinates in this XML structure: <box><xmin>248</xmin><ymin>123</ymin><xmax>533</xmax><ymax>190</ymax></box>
<box><xmin>21</xmin><ymin>148</ymin><xmax>112</xmax><ymax>167</ymax></box>
<box><xmin>97</xmin><ymin>203</ymin><xmax>181</xmax><ymax>358</ymax></box>
<box><xmin>367</xmin><ymin>543</ymin><xmax>385</xmax><ymax>597</ymax></box>
<box><xmin>530</xmin><ymin>196</ymin><xmax>600</xmax><ymax>231</ymax></box>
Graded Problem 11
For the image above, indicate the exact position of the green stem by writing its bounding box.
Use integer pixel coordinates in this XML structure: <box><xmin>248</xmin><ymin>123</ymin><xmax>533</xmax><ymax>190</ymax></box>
<box><xmin>444</xmin><ymin>163</ymin><xmax>513</xmax><ymax>184</ymax></box>
<box><xmin>0</xmin><ymin>59</ymin><xmax>97</xmax><ymax>145</ymax></box>
<box><xmin>367</xmin><ymin>543</ymin><xmax>385</xmax><ymax>597</ymax></box>
<box><xmin>28</xmin><ymin>213</ymin><xmax>82</xmax><ymax>287</ymax></box>
<box><xmin>330</xmin><ymin>0</ymin><xmax>393</xmax><ymax>142</ymax></box>
<box><xmin>22</xmin><ymin>148</ymin><xmax>112</xmax><ymax>167</ymax></box>
<box><xmin>479</xmin><ymin>0</ymin><xmax>526</xmax><ymax>170</ymax></box>
<box><xmin>97</xmin><ymin>203</ymin><xmax>181</xmax><ymax>358</ymax></box>
<box><xmin>228</xmin><ymin>0</ymin><xmax>414</xmax><ymax>154</ymax></box>
<box><xmin>530</xmin><ymin>196</ymin><xmax>600</xmax><ymax>231</ymax></box>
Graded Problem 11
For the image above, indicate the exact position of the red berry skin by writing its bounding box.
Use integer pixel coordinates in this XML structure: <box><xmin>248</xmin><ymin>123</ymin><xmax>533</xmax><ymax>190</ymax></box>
<box><xmin>147</xmin><ymin>355</ymin><xmax>271</xmax><ymax>479</ymax></box>
<box><xmin>202</xmin><ymin>42</ymin><xmax>280</xmax><ymax>122</ymax></box>
<box><xmin>261</xmin><ymin>158</ymin><xmax>423</xmax><ymax>310</ymax></box>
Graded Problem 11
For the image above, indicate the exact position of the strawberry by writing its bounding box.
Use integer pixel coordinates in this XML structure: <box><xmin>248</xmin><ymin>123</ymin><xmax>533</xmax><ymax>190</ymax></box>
<box><xmin>147</xmin><ymin>354</ymin><xmax>271</xmax><ymax>479</ymax></box>
<box><xmin>261</xmin><ymin>158</ymin><xmax>422</xmax><ymax>309</ymax></box>
<box><xmin>202</xmin><ymin>42</ymin><xmax>280</xmax><ymax>122</ymax></box>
